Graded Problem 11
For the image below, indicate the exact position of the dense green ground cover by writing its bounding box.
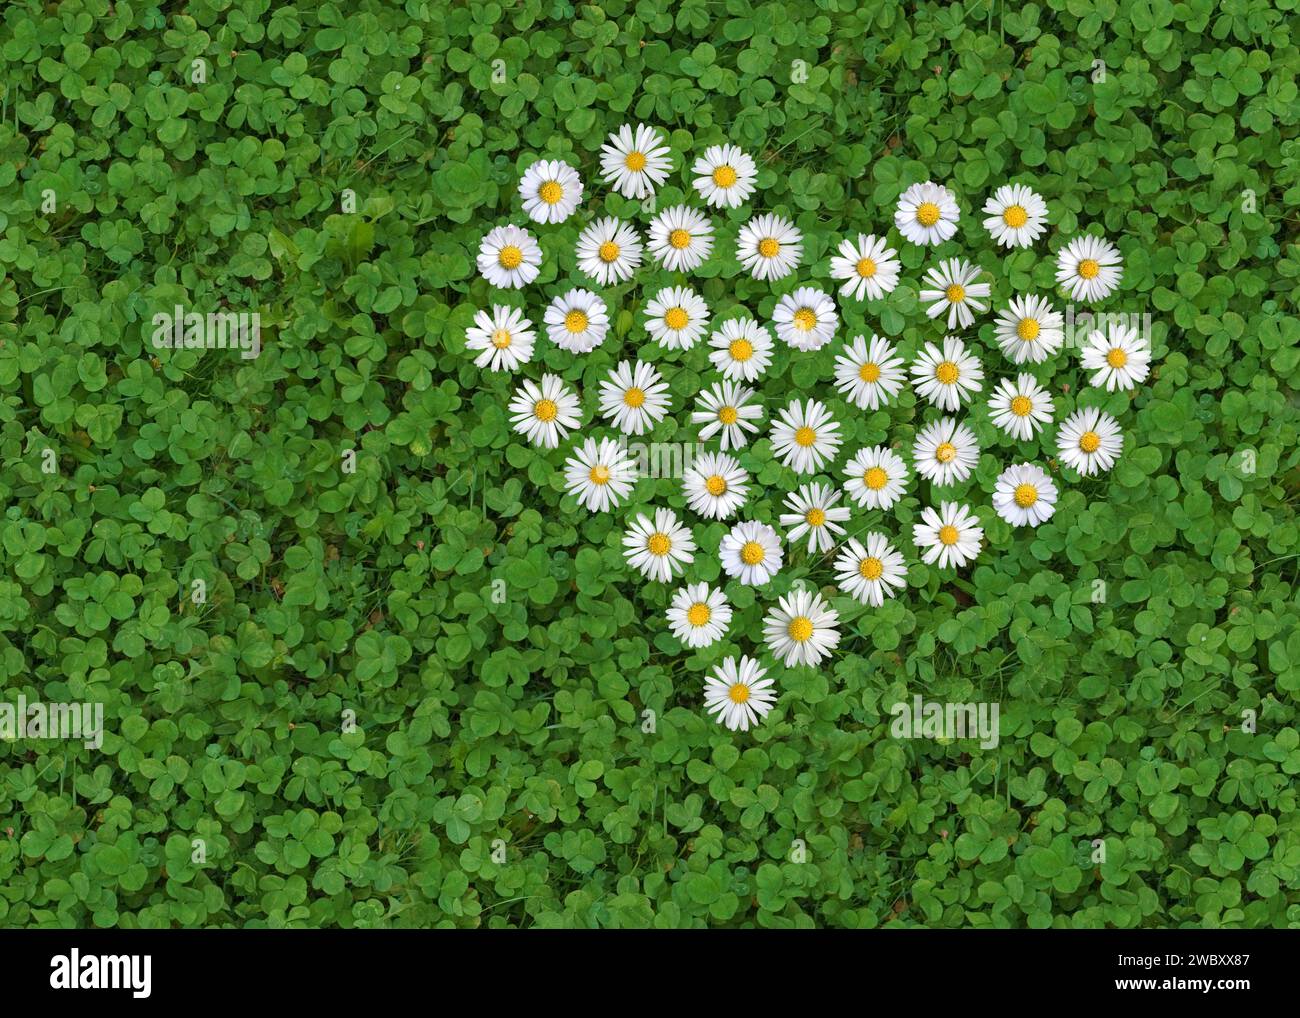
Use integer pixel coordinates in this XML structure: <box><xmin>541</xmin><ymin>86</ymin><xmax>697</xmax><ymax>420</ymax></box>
<box><xmin>1</xmin><ymin>0</ymin><xmax>1298</xmax><ymax>927</ymax></box>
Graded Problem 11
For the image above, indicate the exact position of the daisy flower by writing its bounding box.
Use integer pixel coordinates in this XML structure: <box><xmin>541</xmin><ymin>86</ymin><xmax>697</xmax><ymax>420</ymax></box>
<box><xmin>736</xmin><ymin>213</ymin><xmax>802</xmax><ymax>281</ymax></box>
<box><xmin>773</xmin><ymin>287</ymin><xmax>837</xmax><ymax>351</ymax></box>
<box><xmin>682</xmin><ymin>451</ymin><xmax>750</xmax><ymax>520</ymax></box>
<box><xmin>919</xmin><ymin>258</ymin><xmax>991</xmax><ymax>331</ymax></box>
<box><xmin>770</xmin><ymin>399</ymin><xmax>843</xmax><ymax>475</ymax></box>
<box><xmin>562</xmin><ymin>436</ymin><xmax>638</xmax><ymax>513</ymax></box>
<box><xmin>992</xmin><ymin>463</ymin><xmax>1059</xmax><ymax>527</ymax></box>
<box><xmin>910</xmin><ymin>336</ymin><xmax>984</xmax><ymax>411</ymax></box>
<box><xmin>644</xmin><ymin>286</ymin><xmax>709</xmax><ymax>350</ymax></box>
<box><xmin>598</xmin><ymin>360</ymin><xmax>670</xmax><ymax>436</ymax></box>
<box><xmin>778</xmin><ymin>483</ymin><xmax>850</xmax><ymax>554</ymax></box>
<box><xmin>464</xmin><ymin>305</ymin><xmax>534</xmax><ymax>373</ymax></box>
<box><xmin>575</xmin><ymin>217</ymin><xmax>642</xmax><ymax>286</ymax></box>
<box><xmin>913</xmin><ymin>502</ymin><xmax>983</xmax><ymax>570</ymax></box>
<box><xmin>987</xmin><ymin>374</ymin><xmax>1055</xmax><ymax>441</ymax></box>
<box><xmin>708</xmin><ymin>319</ymin><xmax>774</xmax><ymax>382</ymax></box>
<box><xmin>507</xmin><ymin>374</ymin><xmax>581</xmax><ymax>449</ymax></box>
<box><xmin>667</xmin><ymin>582</ymin><xmax>733</xmax><ymax>649</ymax></box>
<box><xmin>599</xmin><ymin>123</ymin><xmax>673</xmax><ymax>200</ymax></box>
<box><xmin>763</xmin><ymin>589</ymin><xmax>840</xmax><ymax>669</ymax></box>
<box><xmin>719</xmin><ymin>520</ymin><xmax>783</xmax><ymax>586</ymax></box>
<box><xmin>982</xmin><ymin>184</ymin><xmax>1048</xmax><ymax>248</ymax></box>
<box><xmin>834</xmin><ymin>534</ymin><xmax>908</xmax><ymax>607</ymax></box>
<box><xmin>477</xmin><ymin>224</ymin><xmax>542</xmax><ymax>289</ymax></box>
<box><xmin>692</xmin><ymin>380</ymin><xmax>763</xmax><ymax>451</ymax></box>
<box><xmin>833</xmin><ymin>334</ymin><xmax>907</xmax><ymax>411</ymax></box>
<box><xmin>1080</xmin><ymin>322</ymin><xmax>1151</xmax><ymax>391</ymax></box>
<box><xmin>647</xmin><ymin>204</ymin><xmax>713</xmax><ymax>272</ymax></box>
<box><xmin>623</xmin><ymin>508</ymin><xmax>695</xmax><ymax>582</ymax></box>
<box><xmin>829</xmin><ymin>233</ymin><xmax>901</xmax><ymax>302</ymax></box>
<box><xmin>912</xmin><ymin>418</ymin><xmax>980</xmax><ymax>487</ymax></box>
<box><xmin>843</xmin><ymin>446</ymin><xmax>910</xmax><ymax>510</ymax></box>
<box><xmin>895</xmin><ymin>181</ymin><xmax>960</xmax><ymax>246</ymax></box>
<box><xmin>692</xmin><ymin>144</ymin><xmax>758</xmax><ymax>209</ymax></box>
<box><xmin>1056</xmin><ymin>234</ymin><xmax>1123</xmax><ymax>303</ymax></box>
<box><xmin>703</xmin><ymin>656</ymin><xmax>776</xmax><ymax>732</ymax></box>
<box><xmin>995</xmin><ymin>295</ymin><xmax>1064</xmax><ymax>364</ymax></box>
<box><xmin>518</xmin><ymin>159</ymin><xmax>583</xmax><ymax>225</ymax></box>
<box><xmin>545</xmin><ymin>289</ymin><xmax>608</xmax><ymax>354</ymax></box>
<box><xmin>1056</xmin><ymin>406</ymin><xmax>1124</xmax><ymax>476</ymax></box>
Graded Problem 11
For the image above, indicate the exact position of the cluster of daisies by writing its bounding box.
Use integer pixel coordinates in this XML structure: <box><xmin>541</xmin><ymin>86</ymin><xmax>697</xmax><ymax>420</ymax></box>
<box><xmin>468</xmin><ymin>125</ymin><xmax>1153</xmax><ymax>734</ymax></box>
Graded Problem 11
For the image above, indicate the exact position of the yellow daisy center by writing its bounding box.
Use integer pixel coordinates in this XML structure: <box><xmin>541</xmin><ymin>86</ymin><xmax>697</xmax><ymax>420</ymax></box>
<box><xmin>794</xmin><ymin>426</ymin><xmax>817</xmax><ymax>447</ymax></box>
<box><xmin>864</xmin><ymin>466</ymin><xmax>888</xmax><ymax>490</ymax></box>
<box><xmin>664</xmin><ymin>307</ymin><xmax>688</xmax><ymax>331</ymax></box>
<box><xmin>565</xmin><ymin>309</ymin><xmax>589</xmax><ymax>334</ymax></box>
<box><xmin>740</xmin><ymin>541</ymin><xmax>766</xmax><ymax>565</ymax></box>
<box><xmin>589</xmin><ymin>464</ymin><xmax>610</xmax><ymax>485</ymax></box>
<box><xmin>758</xmin><ymin>237</ymin><xmax>780</xmax><ymax>258</ymax></box>
<box><xmin>935</xmin><ymin>360</ymin><xmax>959</xmax><ymax>385</ymax></box>
<box><xmin>669</xmin><ymin>228</ymin><xmax>691</xmax><ymax>249</ymax></box>
<box><xmin>728</xmin><ymin>682</ymin><xmax>750</xmax><ymax>704</ymax></box>
<box><xmin>856</xmin><ymin>257</ymin><xmax>877</xmax><ymax>278</ymax></box>
<box><xmin>859</xmin><ymin>361</ymin><xmax>881</xmax><ymax>382</ymax></box>
<box><xmin>945</xmin><ymin>283</ymin><xmax>966</xmax><ymax>304</ymax></box>
<box><xmin>859</xmin><ymin>557</ymin><xmax>883</xmax><ymax>580</ymax></box>
<box><xmin>625</xmin><ymin>151</ymin><xmax>647</xmax><ymax>171</ymax></box>
<box><xmin>1079</xmin><ymin>258</ymin><xmax>1100</xmax><ymax>279</ymax></box>
<box><xmin>713</xmin><ymin>165</ymin><xmax>738</xmax><ymax>188</ymax></box>
<box><xmin>935</xmin><ymin>442</ymin><xmax>957</xmax><ymax>464</ymax></box>
<box><xmin>805</xmin><ymin>507</ymin><xmax>826</xmax><ymax>527</ymax></box>
<box><xmin>916</xmin><ymin>202</ymin><xmax>941</xmax><ymax>226</ymax></box>
<box><xmin>1014</xmin><ymin>483</ymin><xmax>1038</xmax><ymax>508</ymax></box>
<box><xmin>705</xmin><ymin>474</ymin><xmax>727</xmax><ymax>496</ymax></box>
<box><xmin>498</xmin><ymin>245</ymin><xmax>523</xmax><ymax>269</ymax></box>
<box><xmin>1010</xmin><ymin>395</ymin><xmax>1033</xmax><ymax>417</ymax></box>
<box><xmin>1002</xmin><ymin>204</ymin><xmax>1028</xmax><ymax>228</ymax></box>
<box><xmin>538</xmin><ymin>180</ymin><xmax>563</xmax><ymax>205</ymax></box>
<box><xmin>647</xmin><ymin>532</ymin><xmax>671</xmax><ymax>556</ymax></box>
<box><xmin>491</xmin><ymin>329</ymin><xmax>512</xmax><ymax>349</ymax></box>
<box><xmin>787</xmin><ymin>616</ymin><xmax>814</xmax><ymax>642</ymax></box>
<box><xmin>1017</xmin><ymin>318</ymin><xmax>1040</xmax><ymax>341</ymax></box>
<box><xmin>793</xmin><ymin>308</ymin><xmax>817</xmax><ymax>331</ymax></box>
<box><xmin>1079</xmin><ymin>431</ymin><xmax>1101</xmax><ymax>453</ymax></box>
<box><xmin>598</xmin><ymin>241</ymin><xmax>620</xmax><ymax>263</ymax></box>
<box><xmin>534</xmin><ymin>399</ymin><xmax>558</xmax><ymax>422</ymax></box>
<box><xmin>729</xmin><ymin>338</ymin><xmax>754</xmax><ymax>361</ymax></box>
<box><xmin>1107</xmin><ymin>347</ymin><xmax>1128</xmax><ymax>368</ymax></box>
<box><xmin>938</xmin><ymin>524</ymin><xmax>960</xmax><ymax>546</ymax></box>
<box><xmin>687</xmin><ymin>602</ymin><xmax>712</xmax><ymax>627</ymax></box>
<box><xmin>718</xmin><ymin>405</ymin><xmax>738</xmax><ymax>425</ymax></box>
<box><xmin>623</xmin><ymin>386</ymin><xmax>646</xmax><ymax>408</ymax></box>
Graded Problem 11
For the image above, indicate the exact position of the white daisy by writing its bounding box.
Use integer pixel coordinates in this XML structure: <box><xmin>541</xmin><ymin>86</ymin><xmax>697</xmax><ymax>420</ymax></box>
<box><xmin>982</xmin><ymin>184</ymin><xmax>1048</xmax><ymax>248</ymax></box>
<box><xmin>1080</xmin><ymin>322</ymin><xmax>1151</xmax><ymax>391</ymax></box>
<box><xmin>736</xmin><ymin>213</ymin><xmax>802</xmax><ymax>281</ymax></box>
<box><xmin>622</xmin><ymin>508</ymin><xmax>695</xmax><ymax>583</ymax></box>
<box><xmin>912</xmin><ymin>417</ymin><xmax>980</xmax><ymax>487</ymax></box>
<box><xmin>987</xmin><ymin>374</ymin><xmax>1055</xmax><ymax>441</ymax></box>
<box><xmin>763</xmin><ymin>589</ymin><xmax>840</xmax><ymax>669</ymax></box>
<box><xmin>1056</xmin><ymin>406</ymin><xmax>1124</xmax><ymax>476</ymax></box>
<box><xmin>1055</xmin><ymin>234</ymin><xmax>1123</xmax><ymax>303</ymax></box>
<box><xmin>832</xmin><ymin>334</ymin><xmax>907</xmax><ymax>411</ymax></box>
<box><xmin>770</xmin><ymin>399</ymin><xmax>843</xmax><ymax>475</ymax></box>
<box><xmin>703</xmin><ymin>655</ymin><xmax>776</xmax><ymax>732</ymax></box>
<box><xmin>910</xmin><ymin>336</ymin><xmax>984</xmax><ymax>412</ymax></box>
<box><xmin>834</xmin><ymin>534</ymin><xmax>908</xmax><ymax>607</ymax></box>
<box><xmin>562</xmin><ymin>436</ymin><xmax>638</xmax><ymax>513</ymax></box>
<box><xmin>773</xmin><ymin>287</ymin><xmax>837</xmax><ymax>351</ymax></box>
<box><xmin>647</xmin><ymin>204</ymin><xmax>713</xmax><ymax>272</ymax></box>
<box><xmin>575</xmin><ymin>217</ymin><xmax>642</xmax><ymax>286</ymax></box>
<box><xmin>644</xmin><ymin>286</ymin><xmax>710</xmax><ymax>350</ymax></box>
<box><xmin>913</xmin><ymin>502</ymin><xmax>983</xmax><ymax>570</ymax></box>
<box><xmin>992</xmin><ymin>463</ymin><xmax>1059</xmax><ymax>527</ymax></box>
<box><xmin>667</xmin><ymin>582</ymin><xmax>733</xmax><ymax>649</ymax></box>
<box><xmin>919</xmin><ymin>258</ymin><xmax>991</xmax><ymax>331</ymax></box>
<box><xmin>995</xmin><ymin>295</ymin><xmax>1064</xmax><ymax>365</ymax></box>
<box><xmin>719</xmin><ymin>520</ymin><xmax>783</xmax><ymax>586</ymax></box>
<box><xmin>477</xmin><ymin>224</ymin><xmax>542</xmax><ymax>289</ymax></box>
<box><xmin>895</xmin><ymin>181</ymin><xmax>960</xmax><ymax>246</ymax></box>
<box><xmin>682</xmin><ymin>451</ymin><xmax>749</xmax><ymax>520</ymax></box>
<box><xmin>708</xmin><ymin>319</ymin><xmax>774</xmax><ymax>382</ymax></box>
<box><xmin>464</xmin><ymin>305</ymin><xmax>534</xmax><ymax>373</ymax></box>
<box><xmin>598</xmin><ymin>360</ymin><xmax>670</xmax><ymax>436</ymax></box>
<box><xmin>599</xmin><ymin>123</ymin><xmax>673</xmax><ymax>200</ymax></box>
<box><xmin>778</xmin><ymin>483</ymin><xmax>850</xmax><ymax>554</ymax></box>
<box><xmin>829</xmin><ymin>233</ymin><xmax>901</xmax><ymax>302</ymax></box>
<box><xmin>507</xmin><ymin>374</ymin><xmax>582</xmax><ymax>449</ymax></box>
<box><xmin>518</xmin><ymin>159</ymin><xmax>583</xmax><ymax>225</ymax></box>
<box><xmin>843</xmin><ymin>446</ymin><xmax>910</xmax><ymax>510</ymax></box>
<box><xmin>545</xmin><ymin>289</ymin><xmax>609</xmax><ymax>354</ymax></box>
<box><xmin>691</xmin><ymin>380</ymin><xmax>763</xmax><ymax>451</ymax></box>
<box><xmin>692</xmin><ymin>144</ymin><xmax>758</xmax><ymax>209</ymax></box>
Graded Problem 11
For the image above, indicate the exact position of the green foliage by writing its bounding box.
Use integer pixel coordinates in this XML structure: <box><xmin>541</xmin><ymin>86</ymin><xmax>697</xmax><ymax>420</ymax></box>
<box><xmin>1</xmin><ymin>0</ymin><xmax>1299</xmax><ymax>929</ymax></box>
